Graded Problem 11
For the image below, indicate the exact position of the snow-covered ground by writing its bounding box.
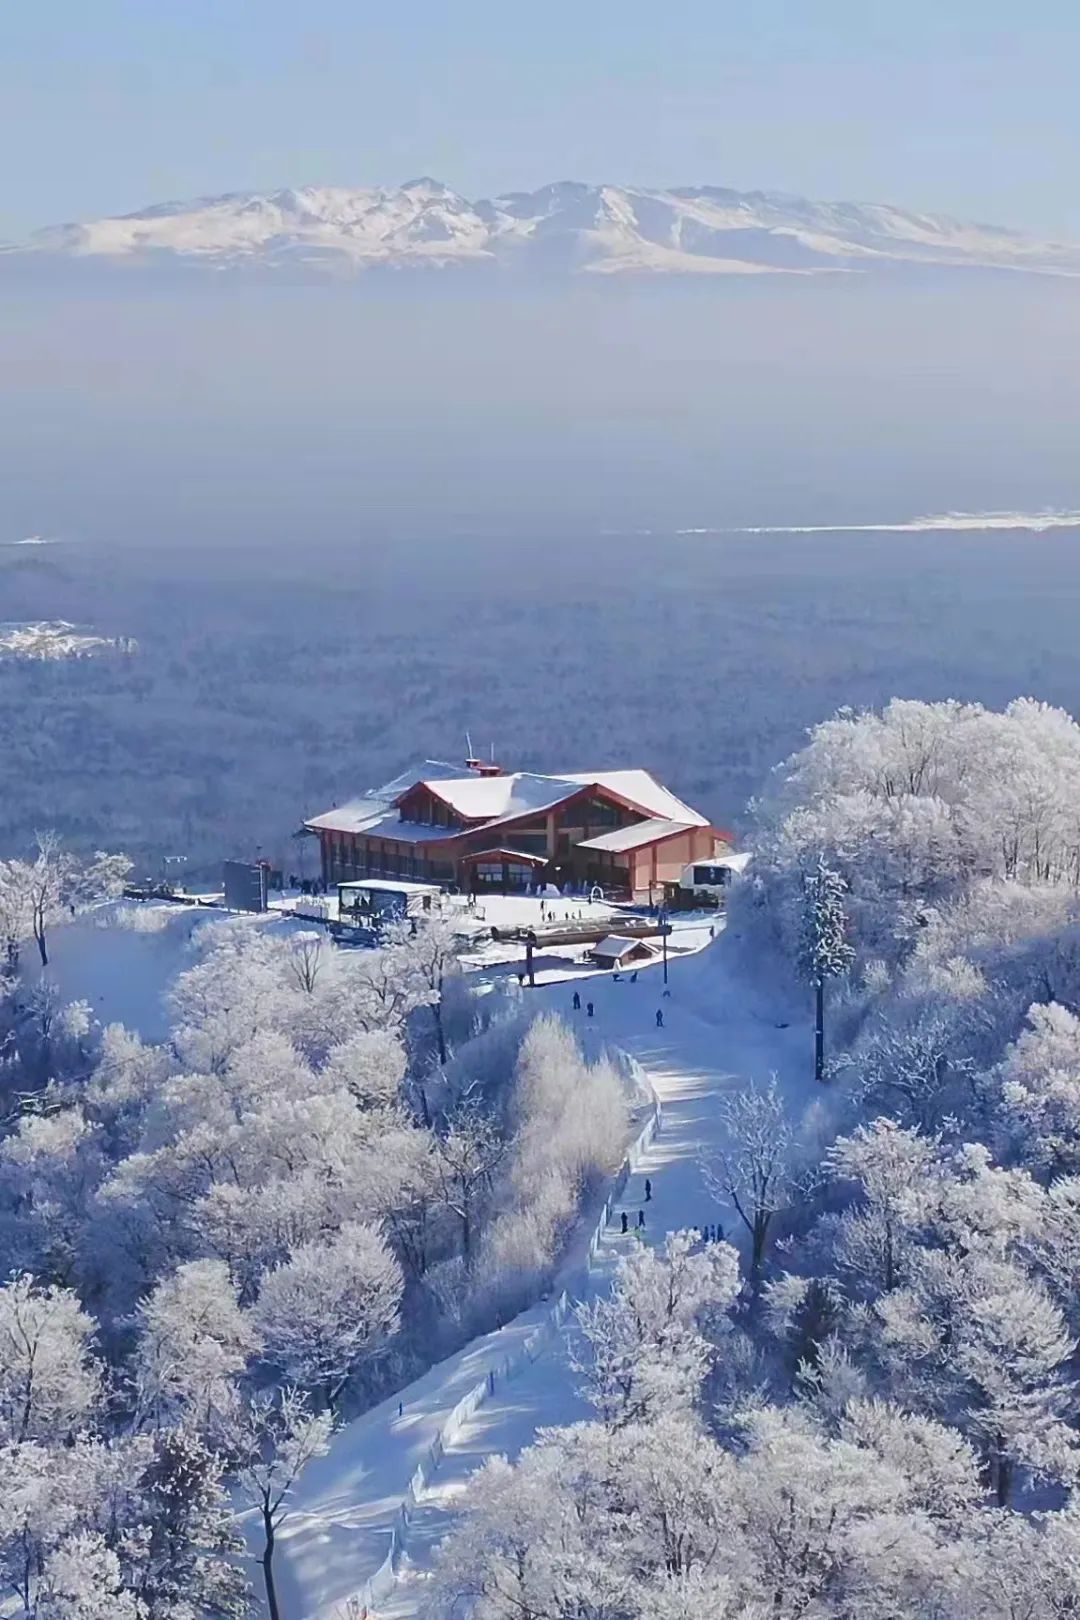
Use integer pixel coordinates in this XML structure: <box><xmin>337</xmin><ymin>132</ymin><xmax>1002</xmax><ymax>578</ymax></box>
<box><xmin>268</xmin><ymin>930</ymin><xmax>807</xmax><ymax>1620</ymax></box>
<box><xmin>27</xmin><ymin>899</ymin><xmax>317</xmax><ymax>1040</ymax></box>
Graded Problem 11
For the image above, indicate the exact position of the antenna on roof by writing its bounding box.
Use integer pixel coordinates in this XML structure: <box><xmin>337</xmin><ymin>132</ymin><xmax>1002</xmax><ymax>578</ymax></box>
<box><xmin>490</xmin><ymin>741</ymin><xmax>495</xmax><ymax>762</ymax></box>
<box><xmin>465</xmin><ymin>730</ymin><xmax>474</xmax><ymax>760</ymax></box>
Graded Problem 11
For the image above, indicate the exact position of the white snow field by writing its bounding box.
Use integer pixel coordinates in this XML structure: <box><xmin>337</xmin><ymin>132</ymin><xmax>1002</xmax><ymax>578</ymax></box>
<box><xmin>24</xmin><ymin>899</ymin><xmax>321</xmax><ymax>1041</ymax></box>
<box><xmin>269</xmin><ymin>929</ymin><xmax>807</xmax><ymax>1620</ymax></box>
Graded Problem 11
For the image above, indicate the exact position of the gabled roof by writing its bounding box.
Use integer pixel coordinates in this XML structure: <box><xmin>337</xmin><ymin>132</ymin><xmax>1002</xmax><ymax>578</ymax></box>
<box><xmin>591</xmin><ymin>935</ymin><xmax>660</xmax><ymax>960</ymax></box>
<box><xmin>458</xmin><ymin>846</ymin><xmax>549</xmax><ymax>865</ymax></box>
<box><xmin>415</xmin><ymin>772</ymin><xmax>574</xmax><ymax>822</ymax></box>
<box><xmin>577</xmin><ymin>817</ymin><xmax>695</xmax><ymax>854</ymax></box>
<box><xmin>307</xmin><ymin>765</ymin><xmax>712</xmax><ymax>841</ymax></box>
<box><xmin>304</xmin><ymin>759</ymin><xmax>465</xmax><ymax>835</ymax></box>
<box><xmin>304</xmin><ymin>805</ymin><xmax>451</xmax><ymax>840</ymax></box>
<box><xmin>409</xmin><ymin>768</ymin><xmax>709</xmax><ymax>831</ymax></box>
<box><xmin>564</xmin><ymin>770</ymin><xmax>709</xmax><ymax>827</ymax></box>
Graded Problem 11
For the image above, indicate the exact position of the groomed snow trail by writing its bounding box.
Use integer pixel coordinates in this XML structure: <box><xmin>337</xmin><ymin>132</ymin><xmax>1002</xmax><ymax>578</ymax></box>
<box><xmin>272</xmin><ymin>933</ymin><xmax>806</xmax><ymax>1620</ymax></box>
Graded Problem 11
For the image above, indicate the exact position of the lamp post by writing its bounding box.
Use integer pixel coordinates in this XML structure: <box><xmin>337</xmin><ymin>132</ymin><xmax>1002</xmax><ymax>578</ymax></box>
<box><xmin>658</xmin><ymin>905</ymin><xmax>671</xmax><ymax>986</ymax></box>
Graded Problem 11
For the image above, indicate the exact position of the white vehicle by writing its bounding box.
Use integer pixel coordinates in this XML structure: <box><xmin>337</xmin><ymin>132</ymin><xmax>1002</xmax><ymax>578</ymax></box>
<box><xmin>678</xmin><ymin>850</ymin><xmax>752</xmax><ymax>900</ymax></box>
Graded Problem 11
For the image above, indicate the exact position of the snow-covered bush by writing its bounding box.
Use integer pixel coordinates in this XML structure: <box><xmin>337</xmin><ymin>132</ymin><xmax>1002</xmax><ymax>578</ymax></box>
<box><xmin>468</xmin><ymin>1014</ymin><xmax>628</xmax><ymax>1326</ymax></box>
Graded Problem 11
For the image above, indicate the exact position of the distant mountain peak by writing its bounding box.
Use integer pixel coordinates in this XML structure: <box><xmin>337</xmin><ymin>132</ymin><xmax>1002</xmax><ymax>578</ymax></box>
<box><xmin>13</xmin><ymin>179</ymin><xmax>1080</xmax><ymax>280</ymax></box>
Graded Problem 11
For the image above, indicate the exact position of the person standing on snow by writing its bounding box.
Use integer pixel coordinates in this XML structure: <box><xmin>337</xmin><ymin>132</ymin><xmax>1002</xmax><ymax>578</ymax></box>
<box><xmin>572</xmin><ymin>990</ymin><xmax>581</xmax><ymax>1010</ymax></box>
<box><xmin>656</xmin><ymin>1008</ymin><xmax>664</xmax><ymax>1028</ymax></box>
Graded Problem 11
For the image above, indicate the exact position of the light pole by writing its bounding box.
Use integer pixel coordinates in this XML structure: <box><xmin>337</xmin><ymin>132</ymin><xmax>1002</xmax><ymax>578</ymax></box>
<box><xmin>659</xmin><ymin>905</ymin><xmax>670</xmax><ymax>986</ymax></box>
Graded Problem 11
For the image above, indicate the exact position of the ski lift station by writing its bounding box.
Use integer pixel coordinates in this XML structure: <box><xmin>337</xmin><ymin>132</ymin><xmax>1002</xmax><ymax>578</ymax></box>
<box><xmin>337</xmin><ymin>877</ymin><xmax>443</xmax><ymax>923</ymax></box>
<box><xmin>678</xmin><ymin>849</ymin><xmax>752</xmax><ymax>901</ymax></box>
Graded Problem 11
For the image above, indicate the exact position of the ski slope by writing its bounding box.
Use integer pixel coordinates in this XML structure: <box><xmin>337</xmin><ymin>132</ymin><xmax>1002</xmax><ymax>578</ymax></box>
<box><xmin>270</xmin><ymin>929</ymin><xmax>807</xmax><ymax>1619</ymax></box>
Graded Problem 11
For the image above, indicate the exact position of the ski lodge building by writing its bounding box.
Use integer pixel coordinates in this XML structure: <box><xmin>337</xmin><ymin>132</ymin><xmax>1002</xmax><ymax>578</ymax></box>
<box><xmin>305</xmin><ymin>760</ymin><xmax>731</xmax><ymax>902</ymax></box>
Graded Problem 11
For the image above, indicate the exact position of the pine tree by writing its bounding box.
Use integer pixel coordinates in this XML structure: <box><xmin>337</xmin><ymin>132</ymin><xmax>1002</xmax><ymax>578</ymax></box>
<box><xmin>797</xmin><ymin>855</ymin><xmax>854</xmax><ymax>1083</ymax></box>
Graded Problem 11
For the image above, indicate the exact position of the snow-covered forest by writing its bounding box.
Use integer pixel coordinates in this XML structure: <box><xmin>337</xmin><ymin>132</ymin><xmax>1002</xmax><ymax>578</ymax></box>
<box><xmin>4</xmin><ymin>529</ymin><xmax>1080</xmax><ymax>878</ymax></box>
<box><xmin>7</xmin><ymin>696</ymin><xmax>1080</xmax><ymax>1618</ymax></box>
<box><xmin>426</xmin><ymin>698</ymin><xmax>1080</xmax><ymax>1620</ymax></box>
<box><xmin>0</xmin><ymin>900</ymin><xmax>629</xmax><ymax>1618</ymax></box>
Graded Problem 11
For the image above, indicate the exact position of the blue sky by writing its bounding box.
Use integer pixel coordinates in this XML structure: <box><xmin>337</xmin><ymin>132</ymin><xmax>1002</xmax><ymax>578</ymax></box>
<box><xmin>3</xmin><ymin>0</ymin><xmax>1078</xmax><ymax>239</ymax></box>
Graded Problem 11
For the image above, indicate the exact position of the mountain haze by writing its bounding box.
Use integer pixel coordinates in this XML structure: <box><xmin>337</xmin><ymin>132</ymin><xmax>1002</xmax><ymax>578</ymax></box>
<box><xmin>13</xmin><ymin>178</ymin><xmax>1080</xmax><ymax>279</ymax></box>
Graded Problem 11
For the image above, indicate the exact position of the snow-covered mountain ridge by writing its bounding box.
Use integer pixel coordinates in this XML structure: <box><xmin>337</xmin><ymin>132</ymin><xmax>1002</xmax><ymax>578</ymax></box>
<box><xmin>13</xmin><ymin>177</ymin><xmax>1080</xmax><ymax>278</ymax></box>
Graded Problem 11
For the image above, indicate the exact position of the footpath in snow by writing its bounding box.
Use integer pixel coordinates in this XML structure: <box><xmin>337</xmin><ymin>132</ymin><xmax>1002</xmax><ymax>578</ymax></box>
<box><xmin>271</xmin><ymin>931</ymin><xmax>806</xmax><ymax>1620</ymax></box>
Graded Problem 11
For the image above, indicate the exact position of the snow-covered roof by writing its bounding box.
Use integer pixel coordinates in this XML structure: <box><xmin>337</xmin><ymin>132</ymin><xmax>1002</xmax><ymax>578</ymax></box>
<box><xmin>577</xmin><ymin>817</ymin><xmax>695</xmax><ymax>854</ymax></box>
<box><xmin>303</xmin><ymin>803</ymin><xmax>396</xmax><ymax>835</ymax></box>
<box><xmin>303</xmin><ymin>760</ymin><xmax>465</xmax><ymax>833</ymax></box>
<box><xmin>591</xmin><ymin>935</ymin><xmax>659</xmax><ymax>960</ymax></box>
<box><xmin>308</xmin><ymin>764</ymin><xmax>712</xmax><ymax>839</ymax></box>
<box><xmin>419</xmin><ymin>767</ymin><xmax>709</xmax><ymax>829</ymax></box>
<box><xmin>423</xmin><ymin>772</ymin><xmax>574</xmax><ymax>822</ymax></box>
<box><xmin>338</xmin><ymin>878</ymin><xmax>442</xmax><ymax>895</ymax></box>
<box><xmin>459</xmin><ymin>847</ymin><xmax>549</xmax><ymax>865</ymax></box>
<box><xmin>366</xmin><ymin>760</ymin><xmax>464</xmax><ymax>802</ymax></box>
<box><xmin>304</xmin><ymin>806</ymin><xmax>451</xmax><ymax>843</ymax></box>
<box><xmin>565</xmin><ymin>770</ymin><xmax>709</xmax><ymax>827</ymax></box>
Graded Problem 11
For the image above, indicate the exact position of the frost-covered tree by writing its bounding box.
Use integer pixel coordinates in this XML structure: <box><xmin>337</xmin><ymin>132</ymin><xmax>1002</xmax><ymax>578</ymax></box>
<box><xmin>0</xmin><ymin>1108</ymin><xmax>103</xmax><ymax>1284</ymax></box>
<box><xmin>0</xmin><ymin>833</ymin><xmax>131</xmax><ymax>968</ymax></box>
<box><xmin>473</xmin><ymin>1016</ymin><xmax>627</xmax><ymax>1322</ymax></box>
<box><xmin>798</xmin><ymin>855</ymin><xmax>855</xmax><ymax>1083</ymax></box>
<box><xmin>873</xmin><ymin>1246</ymin><xmax>1077</xmax><ymax>1503</ymax></box>
<box><xmin>823</xmin><ymin>1118</ymin><xmax>937</xmax><ymax>1295</ymax></box>
<box><xmin>166</xmin><ymin>924</ymin><xmax>294</xmax><ymax>1073</ymax></box>
<box><xmin>430</xmin><ymin>1396</ymin><xmax>993</xmax><ymax>1620</ymax></box>
<box><xmin>381</xmin><ymin>913</ymin><xmax>465</xmax><ymax>1066</ymax></box>
<box><xmin>133</xmin><ymin>1259</ymin><xmax>259</xmax><ymax>1433</ymax></box>
<box><xmin>430</xmin><ymin>1417</ymin><xmax>744</xmax><ymax>1620</ymax></box>
<box><xmin>575</xmin><ymin>1230</ymin><xmax>739</xmax><ymax>1426</ymax></box>
<box><xmin>283</xmin><ymin>930</ymin><xmax>326</xmax><ymax>995</ymax></box>
<box><xmin>320</xmin><ymin>1027</ymin><xmax>407</xmax><ymax>1112</ymax></box>
<box><xmin>0</xmin><ymin>860</ymin><xmax>31</xmax><ymax>971</ymax></box>
<box><xmin>135</xmin><ymin>1426</ymin><xmax>250</xmax><ymax>1620</ymax></box>
<box><xmin>232</xmin><ymin>1387</ymin><xmax>333</xmax><ymax>1620</ymax></box>
<box><xmin>0</xmin><ymin>1275</ymin><xmax>103</xmax><ymax>1444</ymax></box>
<box><xmin>34</xmin><ymin>1531</ymin><xmax>144</xmax><ymax>1620</ymax></box>
<box><xmin>254</xmin><ymin>1223</ymin><xmax>402</xmax><ymax>1407</ymax></box>
<box><xmin>998</xmin><ymin>1001</ymin><xmax>1080</xmax><ymax>1174</ymax></box>
<box><xmin>432</xmin><ymin>1103</ymin><xmax>506</xmax><ymax>1264</ymax></box>
<box><xmin>705</xmin><ymin>1079</ymin><xmax>800</xmax><ymax>1288</ymax></box>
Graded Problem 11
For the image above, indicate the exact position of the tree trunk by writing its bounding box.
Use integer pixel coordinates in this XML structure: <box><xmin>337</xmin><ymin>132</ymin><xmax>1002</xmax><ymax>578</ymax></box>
<box><xmin>262</xmin><ymin>1507</ymin><xmax>280</xmax><ymax>1620</ymax></box>
<box><xmin>814</xmin><ymin>977</ymin><xmax>825</xmax><ymax>1083</ymax></box>
<box><xmin>750</xmin><ymin>1211</ymin><xmax>770</xmax><ymax>1292</ymax></box>
<box><xmin>34</xmin><ymin>925</ymin><xmax>48</xmax><ymax>968</ymax></box>
<box><xmin>994</xmin><ymin>1438</ymin><xmax>1011</xmax><ymax>1508</ymax></box>
<box><xmin>433</xmin><ymin>999</ymin><xmax>447</xmax><ymax>1066</ymax></box>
